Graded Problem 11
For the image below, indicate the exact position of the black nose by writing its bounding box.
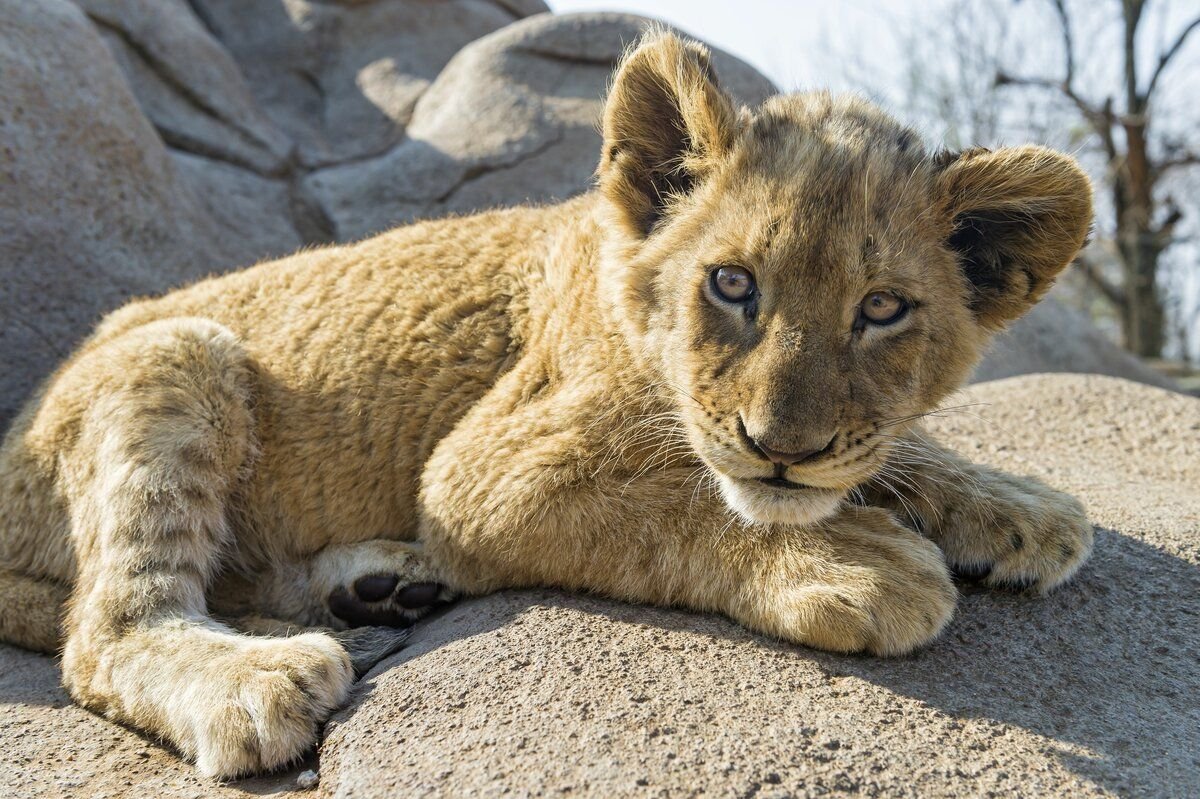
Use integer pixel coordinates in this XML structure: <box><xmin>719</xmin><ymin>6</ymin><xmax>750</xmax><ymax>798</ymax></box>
<box><xmin>750</xmin><ymin>434</ymin><xmax>836</xmax><ymax>466</ymax></box>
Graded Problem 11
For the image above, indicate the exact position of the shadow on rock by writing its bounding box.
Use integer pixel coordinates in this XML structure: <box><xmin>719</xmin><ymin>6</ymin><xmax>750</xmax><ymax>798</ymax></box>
<box><xmin>324</xmin><ymin>527</ymin><xmax>1197</xmax><ymax>797</ymax></box>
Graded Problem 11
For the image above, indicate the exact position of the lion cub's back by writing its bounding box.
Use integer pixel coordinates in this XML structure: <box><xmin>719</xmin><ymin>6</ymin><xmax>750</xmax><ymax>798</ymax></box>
<box><xmin>68</xmin><ymin>206</ymin><xmax>551</xmax><ymax>561</ymax></box>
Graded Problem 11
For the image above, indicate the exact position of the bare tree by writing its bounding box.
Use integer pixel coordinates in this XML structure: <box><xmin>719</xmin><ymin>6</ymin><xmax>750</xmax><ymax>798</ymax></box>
<box><xmin>995</xmin><ymin>0</ymin><xmax>1199</xmax><ymax>357</ymax></box>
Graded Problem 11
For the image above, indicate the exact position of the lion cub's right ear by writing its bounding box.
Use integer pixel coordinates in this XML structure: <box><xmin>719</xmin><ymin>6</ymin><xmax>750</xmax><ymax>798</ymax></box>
<box><xmin>598</xmin><ymin>31</ymin><xmax>738</xmax><ymax>237</ymax></box>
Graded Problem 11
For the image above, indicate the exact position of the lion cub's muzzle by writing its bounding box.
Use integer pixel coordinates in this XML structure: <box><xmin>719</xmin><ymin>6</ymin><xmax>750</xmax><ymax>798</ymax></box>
<box><xmin>710</xmin><ymin>418</ymin><xmax>850</xmax><ymax>525</ymax></box>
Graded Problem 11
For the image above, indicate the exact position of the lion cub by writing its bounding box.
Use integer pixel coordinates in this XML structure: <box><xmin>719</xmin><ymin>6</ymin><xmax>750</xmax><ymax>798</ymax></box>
<box><xmin>0</xmin><ymin>32</ymin><xmax>1093</xmax><ymax>777</ymax></box>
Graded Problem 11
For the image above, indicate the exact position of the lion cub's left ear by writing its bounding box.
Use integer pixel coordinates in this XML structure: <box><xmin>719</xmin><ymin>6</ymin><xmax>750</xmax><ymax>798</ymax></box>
<box><xmin>936</xmin><ymin>146</ymin><xmax>1093</xmax><ymax>330</ymax></box>
<box><xmin>598</xmin><ymin>31</ymin><xmax>739</xmax><ymax>238</ymax></box>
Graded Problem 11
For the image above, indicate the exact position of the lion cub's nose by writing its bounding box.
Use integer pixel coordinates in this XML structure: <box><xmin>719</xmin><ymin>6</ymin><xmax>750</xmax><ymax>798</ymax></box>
<box><xmin>750</xmin><ymin>435</ymin><xmax>836</xmax><ymax>466</ymax></box>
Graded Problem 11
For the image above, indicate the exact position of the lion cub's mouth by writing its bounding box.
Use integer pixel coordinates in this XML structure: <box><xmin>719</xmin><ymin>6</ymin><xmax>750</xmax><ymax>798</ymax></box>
<box><xmin>755</xmin><ymin>476</ymin><xmax>814</xmax><ymax>491</ymax></box>
<box><xmin>716</xmin><ymin>472</ymin><xmax>845</xmax><ymax>526</ymax></box>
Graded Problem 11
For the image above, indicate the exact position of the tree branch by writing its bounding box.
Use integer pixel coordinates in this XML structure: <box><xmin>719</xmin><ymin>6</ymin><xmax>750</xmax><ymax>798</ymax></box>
<box><xmin>994</xmin><ymin>72</ymin><xmax>1118</xmax><ymax>160</ymax></box>
<box><xmin>1074</xmin><ymin>254</ymin><xmax>1128</xmax><ymax>310</ymax></box>
<box><xmin>993</xmin><ymin>0</ymin><xmax>1120</xmax><ymax>159</ymax></box>
<box><xmin>1122</xmin><ymin>0</ymin><xmax>1145</xmax><ymax>113</ymax></box>
<box><xmin>1156</xmin><ymin>150</ymin><xmax>1200</xmax><ymax>174</ymax></box>
<box><xmin>1146</xmin><ymin>15</ymin><xmax>1200</xmax><ymax>99</ymax></box>
<box><xmin>1050</xmin><ymin>0</ymin><xmax>1075</xmax><ymax>87</ymax></box>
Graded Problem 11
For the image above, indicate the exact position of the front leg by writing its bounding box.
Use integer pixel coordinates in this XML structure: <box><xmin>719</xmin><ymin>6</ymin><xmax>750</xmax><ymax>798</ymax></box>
<box><xmin>863</xmin><ymin>429</ymin><xmax>1094</xmax><ymax>592</ymax></box>
<box><xmin>418</xmin><ymin>369</ymin><xmax>956</xmax><ymax>656</ymax></box>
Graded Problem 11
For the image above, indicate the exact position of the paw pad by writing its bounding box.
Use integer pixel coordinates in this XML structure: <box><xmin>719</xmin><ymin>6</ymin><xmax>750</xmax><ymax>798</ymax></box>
<box><xmin>353</xmin><ymin>573</ymin><xmax>399</xmax><ymax>602</ymax></box>
<box><xmin>328</xmin><ymin>575</ymin><xmax>447</xmax><ymax>628</ymax></box>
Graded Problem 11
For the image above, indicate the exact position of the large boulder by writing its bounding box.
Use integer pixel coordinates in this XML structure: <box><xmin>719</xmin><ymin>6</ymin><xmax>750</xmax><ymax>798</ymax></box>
<box><xmin>0</xmin><ymin>0</ymin><xmax>253</xmax><ymax>429</ymax></box>
<box><xmin>188</xmin><ymin>0</ymin><xmax>549</xmax><ymax>168</ymax></box>
<box><xmin>75</xmin><ymin>0</ymin><xmax>293</xmax><ymax>175</ymax></box>
<box><xmin>975</xmin><ymin>298</ymin><xmax>1174</xmax><ymax>388</ymax></box>
<box><xmin>303</xmin><ymin>12</ymin><xmax>778</xmax><ymax>241</ymax></box>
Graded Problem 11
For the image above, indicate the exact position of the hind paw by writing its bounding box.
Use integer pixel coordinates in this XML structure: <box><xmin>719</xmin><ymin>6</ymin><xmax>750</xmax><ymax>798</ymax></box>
<box><xmin>314</xmin><ymin>540</ymin><xmax>455</xmax><ymax>629</ymax></box>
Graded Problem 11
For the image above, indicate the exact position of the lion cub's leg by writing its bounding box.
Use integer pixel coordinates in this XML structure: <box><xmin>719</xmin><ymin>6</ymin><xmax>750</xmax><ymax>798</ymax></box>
<box><xmin>58</xmin><ymin>319</ymin><xmax>354</xmax><ymax>778</ymax></box>
<box><xmin>864</xmin><ymin>430</ymin><xmax>1093</xmax><ymax>592</ymax></box>
<box><xmin>0</xmin><ymin>568</ymin><xmax>68</xmax><ymax>653</ymax></box>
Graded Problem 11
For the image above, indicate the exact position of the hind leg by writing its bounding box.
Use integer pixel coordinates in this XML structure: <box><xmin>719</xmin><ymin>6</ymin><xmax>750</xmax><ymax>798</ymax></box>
<box><xmin>0</xmin><ymin>568</ymin><xmax>68</xmax><ymax>653</ymax></box>
<box><xmin>56</xmin><ymin>318</ymin><xmax>357</xmax><ymax>778</ymax></box>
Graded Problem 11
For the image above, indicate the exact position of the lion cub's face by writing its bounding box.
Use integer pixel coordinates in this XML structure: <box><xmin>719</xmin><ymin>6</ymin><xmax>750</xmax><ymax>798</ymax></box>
<box><xmin>597</xmin><ymin>35</ymin><xmax>1092</xmax><ymax>525</ymax></box>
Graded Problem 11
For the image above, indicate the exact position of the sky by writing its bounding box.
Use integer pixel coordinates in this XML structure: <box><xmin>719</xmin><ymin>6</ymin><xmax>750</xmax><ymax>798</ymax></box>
<box><xmin>546</xmin><ymin>0</ymin><xmax>927</xmax><ymax>94</ymax></box>
<box><xmin>547</xmin><ymin>0</ymin><xmax>1200</xmax><ymax>99</ymax></box>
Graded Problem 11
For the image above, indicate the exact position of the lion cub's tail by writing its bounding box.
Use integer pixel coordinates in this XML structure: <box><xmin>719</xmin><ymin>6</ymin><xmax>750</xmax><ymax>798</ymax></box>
<box><xmin>0</xmin><ymin>568</ymin><xmax>67</xmax><ymax>654</ymax></box>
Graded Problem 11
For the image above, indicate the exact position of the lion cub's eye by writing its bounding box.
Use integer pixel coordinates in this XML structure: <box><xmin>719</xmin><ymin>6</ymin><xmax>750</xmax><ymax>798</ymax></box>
<box><xmin>860</xmin><ymin>291</ymin><xmax>908</xmax><ymax>325</ymax></box>
<box><xmin>711</xmin><ymin>265</ymin><xmax>756</xmax><ymax>303</ymax></box>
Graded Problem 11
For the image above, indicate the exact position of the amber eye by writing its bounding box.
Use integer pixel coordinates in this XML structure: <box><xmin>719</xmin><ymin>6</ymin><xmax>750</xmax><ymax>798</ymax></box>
<box><xmin>711</xmin><ymin>265</ymin><xmax>756</xmax><ymax>303</ymax></box>
<box><xmin>860</xmin><ymin>291</ymin><xmax>908</xmax><ymax>325</ymax></box>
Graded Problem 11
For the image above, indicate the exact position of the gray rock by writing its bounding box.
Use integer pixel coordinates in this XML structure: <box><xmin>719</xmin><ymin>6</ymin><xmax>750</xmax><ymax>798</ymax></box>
<box><xmin>76</xmin><ymin>0</ymin><xmax>293</xmax><ymax>175</ymax></box>
<box><xmin>315</xmin><ymin>374</ymin><xmax>1199</xmax><ymax>798</ymax></box>
<box><xmin>0</xmin><ymin>0</ymin><xmax>243</xmax><ymax>430</ymax></box>
<box><xmin>169</xmin><ymin>152</ymin><xmax>307</xmax><ymax>266</ymax></box>
<box><xmin>190</xmin><ymin>0</ymin><xmax>545</xmax><ymax>168</ymax></box>
<box><xmin>303</xmin><ymin>12</ymin><xmax>778</xmax><ymax>241</ymax></box>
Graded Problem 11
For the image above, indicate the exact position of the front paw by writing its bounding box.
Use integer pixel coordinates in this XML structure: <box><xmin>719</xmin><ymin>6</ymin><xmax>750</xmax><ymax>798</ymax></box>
<box><xmin>189</xmin><ymin>633</ymin><xmax>353</xmax><ymax>778</ymax></box>
<box><xmin>937</xmin><ymin>473</ymin><xmax>1094</xmax><ymax>593</ymax></box>
<box><xmin>746</xmin><ymin>510</ymin><xmax>958</xmax><ymax>656</ymax></box>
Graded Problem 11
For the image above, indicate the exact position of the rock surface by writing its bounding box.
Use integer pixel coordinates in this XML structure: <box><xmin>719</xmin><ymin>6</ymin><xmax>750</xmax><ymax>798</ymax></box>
<box><xmin>2</xmin><ymin>374</ymin><xmax>1194</xmax><ymax>797</ymax></box>
<box><xmin>0</xmin><ymin>0</ymin><xmax>244</xmax><ymax>428</ymax></box>
<box><xmin>974</xmin><ymin>298</ymin><xmax>1175</xmax><ymax>388</ymax></box>
<box><xmin>189</xmin><ymin>0</ymin><xmax>540</xmax><ymax>168</ymax></box>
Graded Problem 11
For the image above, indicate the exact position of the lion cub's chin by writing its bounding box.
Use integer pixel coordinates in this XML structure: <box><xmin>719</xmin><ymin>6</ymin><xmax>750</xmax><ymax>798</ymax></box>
<box><xmin>716</xmin><ymin>475</ymin><xmax>846</xmax><ymax>526</ymax></box>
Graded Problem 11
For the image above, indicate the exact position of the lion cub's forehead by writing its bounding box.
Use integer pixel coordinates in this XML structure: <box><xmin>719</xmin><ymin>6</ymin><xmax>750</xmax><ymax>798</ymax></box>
<box><xmin>702</xmin><ymin>93</ymin><xmax>938</xmax><ymax>282</ymax></box>
<box><xmin>732</xmin><ymin>93</ymin><xmax>933</xmax><ymax>226</ymax></box>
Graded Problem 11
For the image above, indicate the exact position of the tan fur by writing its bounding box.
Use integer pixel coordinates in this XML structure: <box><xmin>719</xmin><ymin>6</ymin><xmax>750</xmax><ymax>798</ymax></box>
<box><xmin>0</xmin><ymin>32</ymin><xmax>1094</xmax><ymax>778</ymax></box>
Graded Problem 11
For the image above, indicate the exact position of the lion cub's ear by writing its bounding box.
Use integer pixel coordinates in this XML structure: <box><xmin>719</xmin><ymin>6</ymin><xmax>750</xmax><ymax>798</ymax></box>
<box><xmin>936</xmin><ymin>146</ymin><xmax>1093</xmax><ymax>330</ymax></box>
<box><xmin>598</xmin><ymin>31</ymin><xmax>738</xmax><ymax>237</ymax></box>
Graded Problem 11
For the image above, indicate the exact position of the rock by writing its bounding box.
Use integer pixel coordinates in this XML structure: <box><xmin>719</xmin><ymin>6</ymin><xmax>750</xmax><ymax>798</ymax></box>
<box><xmin>189</xmin><ymin>0</ymin><xmax>546</xmax><ymax>168</ymax></box>
<box><xmin>0</xmin><ymin>0</ymin><xmax>250</xmax><ymax>430</ymax></box>
<box><xmin>975</xmin><ymin>298</ymin><xmax>1174</xmax><ymax>389</ymax></box>
<box><xmin>303</xmin><ymin>12</ymin><xmax>778</xmax><ymax>241</ymax></box>
<box><xmin>170</xmin><ymin>152</ymin><xmax>310</xmax><ymax>264</ymax></box>
<box><xmin>76</xmin><ymin>0</ymin><xmax>293</xmax><ymax>175</ymax></box>
<box><xmin>316</xmin><ymin>374</ymin><xmax>1198</xmax><ymax>798</ymax></box>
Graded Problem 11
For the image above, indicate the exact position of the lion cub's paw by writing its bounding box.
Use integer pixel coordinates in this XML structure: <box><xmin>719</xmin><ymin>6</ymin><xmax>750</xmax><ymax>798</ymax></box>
<box><xmin>850</xmin><ymin>540</ymin><xmax>957</xmax><ymax>656</ymax></box>
<box><xmin>315</xmin><ymin>540</ymin><xmax>456</xmax><ymax>629</ymax></box>
<box><xmin>940</xmin><ymin>474</ymin><xmax>1094</xmax><ymax>594</ymax></box>
<box><xmin>191</xmin><ymin>633</ymin><xmax>353</xmax><ymax>778</ymax></box>
<box><xmin>771</xmin><ymin>532</ymin><xmax>957</xmax><ymax>657</ymax></box>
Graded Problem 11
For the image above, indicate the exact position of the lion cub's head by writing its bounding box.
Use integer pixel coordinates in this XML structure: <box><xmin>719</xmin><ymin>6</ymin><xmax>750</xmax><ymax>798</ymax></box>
<box><xmin>595</xmin><ymin>32</ymin><xmax>1092</xmax><ymax>526</ymax></box>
